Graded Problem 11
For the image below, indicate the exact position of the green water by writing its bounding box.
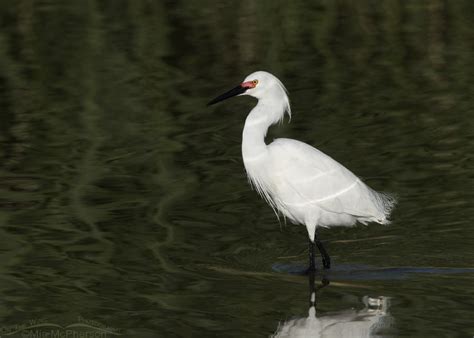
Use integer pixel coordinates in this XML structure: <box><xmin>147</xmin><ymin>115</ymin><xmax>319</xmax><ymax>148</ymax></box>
<box><xmin>1</xmin><ymin>1</ymin><xmax>473</xmax><ymax>337</ymax></box>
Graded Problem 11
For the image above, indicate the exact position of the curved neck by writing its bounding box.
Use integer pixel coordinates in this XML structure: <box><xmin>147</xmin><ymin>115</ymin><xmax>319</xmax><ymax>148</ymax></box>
<box><xmin>242</xmin><ymin>99</ymin><xmax>285</xmax><ymax>164</ymax></box>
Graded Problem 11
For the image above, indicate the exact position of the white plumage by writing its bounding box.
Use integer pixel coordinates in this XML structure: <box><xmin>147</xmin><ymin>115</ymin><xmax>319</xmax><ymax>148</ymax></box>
<box><xmin>209</xmin><ymin>71</ymin><xmax>396</xmax><ymax>268</ymax></box>
<box><xmin>239</xmin><ymin>71</ymin><xmax>395</xmax><ymax>241</ymax></box>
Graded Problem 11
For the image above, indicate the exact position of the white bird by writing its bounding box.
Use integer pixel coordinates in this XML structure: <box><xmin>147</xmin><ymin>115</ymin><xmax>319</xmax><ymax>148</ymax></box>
<box><xmin>208</xmin><ymin>71</ymin><xmax>396</xmax><ymax>271</ymax></box>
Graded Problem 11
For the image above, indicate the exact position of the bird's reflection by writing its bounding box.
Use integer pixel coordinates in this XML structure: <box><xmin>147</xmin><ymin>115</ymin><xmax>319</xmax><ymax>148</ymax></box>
<box><xmin>272</xmin><ymin>272</ymin><xmax>392</xmax><ymax>337</ymax></box>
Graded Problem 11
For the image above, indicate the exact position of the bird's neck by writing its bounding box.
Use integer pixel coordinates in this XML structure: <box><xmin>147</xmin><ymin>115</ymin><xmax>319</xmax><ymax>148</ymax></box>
<box><xmin>242</xmin><ymin>99</ymin><xmax>284</xmax><ymax>164</ymax></box>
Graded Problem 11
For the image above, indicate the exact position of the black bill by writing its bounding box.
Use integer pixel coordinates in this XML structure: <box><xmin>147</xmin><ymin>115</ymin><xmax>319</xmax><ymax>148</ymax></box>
<box><xmin>207</xmin><ymin>85</ymin><xmax>247</xmax><ymax>106</ymax></box>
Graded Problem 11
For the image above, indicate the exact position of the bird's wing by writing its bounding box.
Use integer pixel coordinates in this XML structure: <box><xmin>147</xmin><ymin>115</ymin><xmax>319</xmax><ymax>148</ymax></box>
<box><xmin>267</xmin><ymin>138</ymin><xmax>382</xmax><ymax>218</ymax></box>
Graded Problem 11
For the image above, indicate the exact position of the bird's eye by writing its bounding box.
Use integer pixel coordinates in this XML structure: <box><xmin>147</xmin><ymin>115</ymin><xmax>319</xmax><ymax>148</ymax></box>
<box><xmin>252</xmin><ymin>80</ymin><xmax>259</xmax><ymax>86</ymax></box>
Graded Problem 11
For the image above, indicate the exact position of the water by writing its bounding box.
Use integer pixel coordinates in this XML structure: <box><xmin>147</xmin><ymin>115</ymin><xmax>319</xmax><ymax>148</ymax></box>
<box><xmin>1</xmin><ymin>1</ymin><xmax>473</xmax><ymax>337</ymax></box>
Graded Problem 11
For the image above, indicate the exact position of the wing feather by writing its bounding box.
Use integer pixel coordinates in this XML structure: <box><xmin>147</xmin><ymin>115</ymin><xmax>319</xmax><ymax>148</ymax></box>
<box><xmin>267</xmin><ymin>138</ymin><xmax>394</xmax><ymax>222</ymax></box>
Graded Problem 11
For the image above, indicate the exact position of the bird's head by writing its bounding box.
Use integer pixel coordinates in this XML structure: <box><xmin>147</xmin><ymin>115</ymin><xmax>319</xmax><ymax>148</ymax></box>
<box><xmin>208</xmin><ymin>71</ymin><xmax>290</xmax><ymax>106</ymax></box>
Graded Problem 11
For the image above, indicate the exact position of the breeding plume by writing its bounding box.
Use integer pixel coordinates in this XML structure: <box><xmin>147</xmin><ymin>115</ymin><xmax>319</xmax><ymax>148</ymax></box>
<box><xmin>208</xmin><ymin>71</ymin><xmax>395</xmax><ymax>271</ymax></box>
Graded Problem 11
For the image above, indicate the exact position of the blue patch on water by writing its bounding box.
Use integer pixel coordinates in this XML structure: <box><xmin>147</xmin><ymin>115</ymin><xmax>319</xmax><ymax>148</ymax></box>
<box><xmin>272</xmin><ymin>263</ymin><xmax>474</xmax><ymax>280</ymax></box>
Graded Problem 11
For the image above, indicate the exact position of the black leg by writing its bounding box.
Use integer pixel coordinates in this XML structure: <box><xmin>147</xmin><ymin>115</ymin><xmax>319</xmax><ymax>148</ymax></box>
<box><xmin>309</xmin><ymin>240</ymin><xmax>316</xmax><ymax>271</ymax></box>
<box><xmin>307</xmin><ymin>239</ymin><xmax>316</xmax><ymax>273</ymax></box>
<box><xmin>315</xmin><ymin>234</ymin><xmax>331</xmax><ymax>269</ymax></box>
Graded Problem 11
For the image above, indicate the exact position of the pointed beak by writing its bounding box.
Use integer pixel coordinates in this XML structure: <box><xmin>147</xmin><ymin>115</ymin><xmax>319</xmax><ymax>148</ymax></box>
<box><xmin>207</xmin><ymin>84</ymin><xmax>247</xmax><ymax>106</ymax></box>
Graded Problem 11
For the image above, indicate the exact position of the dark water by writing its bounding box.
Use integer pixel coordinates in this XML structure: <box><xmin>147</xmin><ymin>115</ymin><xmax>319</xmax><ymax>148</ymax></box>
<box><xmin>1</xmin><ymin>1</ymin><xmax>474</xmax><ymax>337</ymax></box>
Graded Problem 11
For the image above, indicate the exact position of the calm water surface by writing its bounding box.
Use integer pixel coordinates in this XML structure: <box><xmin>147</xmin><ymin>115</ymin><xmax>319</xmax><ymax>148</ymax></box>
<box><xmin>0</xmin><ymin>1</ymin><xmax>473</xmax><ymax>337</ymax></box>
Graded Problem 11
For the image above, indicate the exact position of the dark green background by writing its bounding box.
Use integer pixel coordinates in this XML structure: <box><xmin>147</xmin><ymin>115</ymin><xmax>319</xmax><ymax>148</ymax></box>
<box><xmin>0</xmin><ymin>1</ymin><xmax>473</xmax><ymax>337</ymax></box>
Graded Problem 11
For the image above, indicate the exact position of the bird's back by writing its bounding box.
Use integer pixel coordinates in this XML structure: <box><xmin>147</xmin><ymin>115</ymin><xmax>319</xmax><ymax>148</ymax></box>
<box><xmin>263</xmin><ymin>138</ymin><xmax>395</xmax><ymax>227</ymax></box>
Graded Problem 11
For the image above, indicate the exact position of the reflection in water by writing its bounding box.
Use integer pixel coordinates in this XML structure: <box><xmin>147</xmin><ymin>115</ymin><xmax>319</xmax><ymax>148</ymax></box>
<box><xmin>272</xmin><ymin>274</ymin><xmax>392</xmax><ymax>338</ymax></box>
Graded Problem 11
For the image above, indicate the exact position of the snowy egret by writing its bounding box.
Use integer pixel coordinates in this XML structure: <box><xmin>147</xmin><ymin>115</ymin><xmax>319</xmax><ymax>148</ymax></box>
<box><xmin>208</xmin><ymin>71</ymin><xmax>396</xmax><ymax>271</ymax></box>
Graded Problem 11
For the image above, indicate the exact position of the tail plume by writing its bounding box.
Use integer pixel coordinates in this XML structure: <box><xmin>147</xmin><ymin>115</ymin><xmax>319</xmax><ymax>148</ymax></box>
<box><xmin>372</xmin><ymin>190</ymin><xmax>397</xmax><ymax>224</ymax></box>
